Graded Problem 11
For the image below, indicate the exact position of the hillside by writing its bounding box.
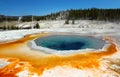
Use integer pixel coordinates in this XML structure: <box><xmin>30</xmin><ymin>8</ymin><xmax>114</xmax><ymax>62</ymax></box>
<box><xmin>0</xmin><ymin>8</ymin><xmax>120</xmax><ymax>22</ymax></box>
<box><xmin>0</xmin><ymin>8</ymin><xmax>120</xmax><ymax>30</ymax></box>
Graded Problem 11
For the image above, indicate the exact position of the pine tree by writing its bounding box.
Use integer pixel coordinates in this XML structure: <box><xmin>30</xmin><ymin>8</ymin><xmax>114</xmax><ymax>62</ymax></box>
<box><xmin>35</xmin><ymin>23</ymin><xmax>40</xmax><ymax>29</ymax></box>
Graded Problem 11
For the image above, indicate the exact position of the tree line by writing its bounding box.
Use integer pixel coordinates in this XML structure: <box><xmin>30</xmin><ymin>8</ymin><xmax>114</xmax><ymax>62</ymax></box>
<box><xmin>45</xmin><ymin>8</ymin><xmax>120</xmax><ymax>22</ymax></box>
<box><xmin>0</xmin><ymin>8</ymin><xmax>120</xmax><ymax>22</ymax></box>
<box><xmin>68</xmin><ymin>8</ymin><xmax>120</xmax><ymax>22</ymax></box>
<box><xmin>0</xmin><ymin>15</ymin><xmax>18</xmax><ymax>22</ymax></box>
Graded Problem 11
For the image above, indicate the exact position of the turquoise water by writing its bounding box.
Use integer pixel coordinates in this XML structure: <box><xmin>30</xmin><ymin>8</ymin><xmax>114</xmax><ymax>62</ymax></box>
<box><xmin>34</xmin><ymin>35</ymin><xmax>106</xmax><ymax>50</ymax></box>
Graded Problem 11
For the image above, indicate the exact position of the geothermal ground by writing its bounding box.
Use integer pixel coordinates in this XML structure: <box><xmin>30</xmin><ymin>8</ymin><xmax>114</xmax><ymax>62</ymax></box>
<box><xmin>0</xmin><ymin>20</ymin><xmax>120</xmax><ymax>77</ymax></box>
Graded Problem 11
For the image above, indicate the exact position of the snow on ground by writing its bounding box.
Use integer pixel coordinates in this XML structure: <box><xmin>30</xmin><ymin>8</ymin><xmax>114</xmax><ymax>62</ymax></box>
<box><xmin>0</xmin><ymin>28</ymin><xmax>119</xmax><ymax>43</ymax></box>
<box><xmin>15</xmin><ymin>20</ymin><xmax>120</xmax><ymax>29</ymax></box>
<box><xmin>0</xmin><ymin>20</ymin><xmax>120</xmax><ymax>77</ymax></box>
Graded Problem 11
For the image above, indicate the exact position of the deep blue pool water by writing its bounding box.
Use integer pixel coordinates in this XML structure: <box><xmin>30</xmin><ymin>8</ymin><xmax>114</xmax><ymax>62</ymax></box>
<box><xmin>34</xmin><ymin>35</ymin><xmax>106</xmax><ymax>50</ymax></box>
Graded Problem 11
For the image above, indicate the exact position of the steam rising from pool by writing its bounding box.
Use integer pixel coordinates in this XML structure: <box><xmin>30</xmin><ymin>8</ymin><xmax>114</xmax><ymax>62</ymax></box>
<box><xmin>33</xmin><ymin>35</ymin><xmax>106</xmax><ymax>51</ymax></box>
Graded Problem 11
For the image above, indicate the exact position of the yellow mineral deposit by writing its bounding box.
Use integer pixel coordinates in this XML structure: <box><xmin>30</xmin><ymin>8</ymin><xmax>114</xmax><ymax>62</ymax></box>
<box><xmin>0</xmin><ymin>33</ymin><xmax>118</xmax><ymax>77</ymax></box>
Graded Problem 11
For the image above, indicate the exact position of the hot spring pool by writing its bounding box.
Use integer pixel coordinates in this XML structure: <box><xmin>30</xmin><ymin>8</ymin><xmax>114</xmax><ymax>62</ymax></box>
<box><xmin>33</xmin><ymin>35</ymin><xmax>106</xmax><ymax>51</ymax></box>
